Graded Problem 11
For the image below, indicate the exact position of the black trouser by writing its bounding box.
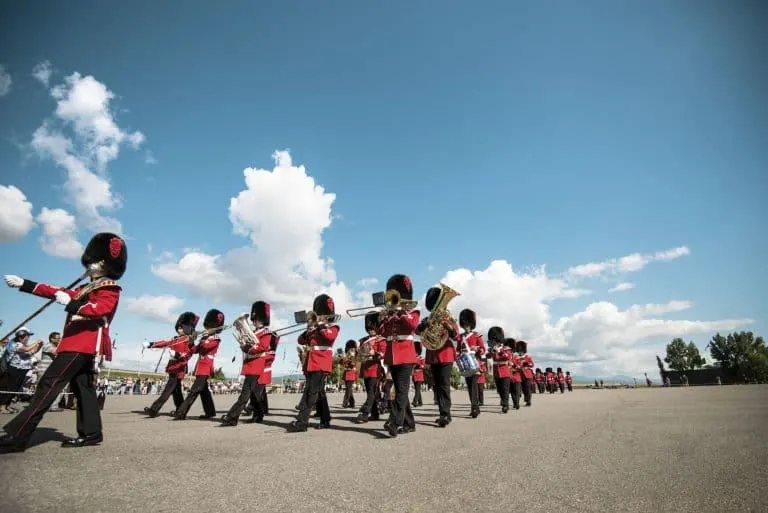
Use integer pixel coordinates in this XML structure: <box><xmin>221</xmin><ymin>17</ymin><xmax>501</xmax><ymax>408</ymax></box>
<box><xmin>250</xmin><ymin>383</ymin><xmax>267</xmax><ymax>418</ymax></box>
<box><xmin>296</xmin><ymin>371</ymin><xmax>330</xmax><ymax>426</ymax></box>
<box><xmin>412</xmin><ymin>381</ymin><xmax>423</xmax><ymax>406</ymax></box>
<box><xmin>343</xmin><ymin>380</ymin><xmax>355</xmax><ymax>407</ymax></box>
<box><xmin>537</xmin><ymin>381</ymin><xmax>545</xmax><ymax>394</ymax></box>
<box><xmin>494</xmin><ymin>377</ymin><xmax>510</xmax><ymax>408</ymax></box>
<box><xmin>360</xmin><ymin>377</ymin><xmax>380</xmax><ymax>419</ymax></box>
<box><xmin>559</xmin><ymin>383</ymin><xmax>565</xmax><ymax>393</ymax></box>
<box><xmin>227</xmin><ymin>375</ymin><xmax>259</xmax><ymax>419</ymax></box>
<box><xmin>510</xmin><ymin>380</ymin><xmax>522</xmax><ymax>408</ymax></box>
<box><xmin>381</xmin><ymin>381</ymin><xmax>393</xmax><ymax>411</ymax></box>
<box><xmin>548</xmin><ymin>383</ymin><xmax>556</xmax><ymax>394</ymax></box>
<box><xmin>4</xmin><ymin>352</ymin><xmax>100</xmax><ymax>442</ymax></box>
<box><xmin>477</xmin><ymin>383</ymin><xmax>485</xmax><ymax>405</ymax></box>
<box><xmin>387</xmin><ymin>364</ymin><xmax>415</xmax><ymax>429</ymax></box>
<box><xmin>0</xmin><ymin>366</ymin><xmax>27</xmax><ymax>406</ymax></box>
<box><xmin>522</xmin><ymin>378</ymin><xmax>532</xmax><ymax>405</ymax></box>
<box><xmin>148</xmin><ymin>374</ymin><xmax>184</xmax><ymax>414</ymax></box>
<box><xmin>430</xmin><ymin>363</ymin><xmax>452</xmax><ymax>419</ymax></box>
<box><xmin>567</xmin><ymin>383</ymin><xmax>573</xmax><ymax>392</ymax></box>
<box><xmin>464</xmin><ymin>374</ymin><xmax>480</xmax><ymax>412</ymax></box>
<box><xmin>176</xmin><ymin>376</ymin><xmax>216</xmax><ymax>417</ymax></box>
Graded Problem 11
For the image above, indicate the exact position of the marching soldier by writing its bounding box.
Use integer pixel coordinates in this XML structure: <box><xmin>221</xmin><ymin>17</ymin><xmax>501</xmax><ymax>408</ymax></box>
<box><xmin>289</xmin><ymin>294</ymin><xmax>340</xmax><ymax>432</ymax></box>
<box><xmin>458</xmin><ymin>308</ymin><xmax>485</xmax><ymax>418</ymax></box>
<box><xmin>516</xmin><ymin>340</ymin><xmax>534</xmax><ymax>407</ymax></box>
<box><xmin>356</xmin><ymin>312</ymin><xmax>385</xmax><ymax>423</ymax></box>
<box><xmin>1</xmin><ymin>233</ymin><xmax>127</xmax><ymax>452</ymax></box>
<box><xmin>173</xmin><ymin>309</ymin><xmax>225</xmax><ymax>420</ymax></box>
<box><xmin>507</xmin><ymin>339</ymin><xmax>523</xmax><ymax>410</ymax></box>
<box><xmin>477</xmin><ymin>355</ymin><xmax>487</xmax><ymax>406</ymax></box>
<box><xmin>565</xmin><ymin>371</ymin><xmax>573</xmax><ymax>392</ymax></box>
<box><xmin>341</xmin><ymin>340</ymin><xmax>358</xmax><ymax>408</ymax></box>
<box><xmin>487</xmin><ymin>327</ymin><xmax>511</xmax><ymax>413</ymax></box>
<box><xmin>379</xmin><ymin>274</ymin><xmax>420</xmax><ymax>437</ymax></box>
<box><xmin>417</xmin><ymin>286</ymin><xmax>460</xmax><ymax>428</ymax></box>
<box><xmin>250</xmin><ymin>327</ymin><xmax>279</xmax><ymax>422</ymax></box>
<box><xmin>142</xmin><ymin>312</ymin><xmax>199</xmax><ymax>417</ymax></box>
<box><xmin>546</xmin><ymin>367</ymin><xmax>556</xmax><ymax>393</ymax></box>
<box><xmin>557</xmin><ymin>367</ymin><xmax>566</xmax><ymax>393</ymax></box>
<box><xmin>411</xmin><ymin>343</ymin><xmax>425</xmax><ymax>407</ymax></box>
<box><xmin>534</xmin><ymin>368</ymin><xmax>546</xmax><ymax>394</ymax></box>
<box><xmin>221</xmin><ymin>301</ymin><xmax>276</xmax><ymax>426</ymax></box>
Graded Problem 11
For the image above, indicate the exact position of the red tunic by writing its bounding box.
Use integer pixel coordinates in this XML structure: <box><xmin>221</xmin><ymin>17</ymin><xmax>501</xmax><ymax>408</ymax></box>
<box><xmin>565</xmin><ymin>375</ymin><xmax>573</xmax><ymax>385</ymax></box>
<box><xmin>150</xmin><ymin>335</ymin><xmax>193</xmax><ymax>378</ymax></box>
<box><xmin>546</xmin><ymin>372</ymin><xmax>556</xmax><ymax>385</ymax></box>
<box><xmin>343</xmin><ymin>356</ymin><xmax>358</xmax><ymax>382</ymax></box>
<box><xmin>192</xmin><ymin>335</ymin><xmax>220</xmax><ymax>377</ymax></box>
<box><xmin>509</xmin><ymin>356</ymin><xmax>523</xmax><ymax>383</ymax></box>
<box><xmin>535</xmin><ymin>372</ymin><xmax>545</xmax><ymax>384</ymax></box>
<box><xmin>359</xmin><ymin>335</ymin><xmax>386</xmax><ymax>379</ymax></box>
<box><xmin>259</xmin><ymin>351</ymin><xmax>276</xmax><ymax>385</ymax></box>
<box><xmin>297</xmin><ymin>323</ymin><xmax>340</xmax><ymax>373</ymax></box>
<box><xmin>491</xmin><ymin>347</ymin><xmax>513</xmax><ymax>379</ymax></box>
<box><xmin>379</xmin><ymin>309</ymin><xmax>420</xmax><ymax>366</ymax></box>
<box><xmin>412</xmin><ymin>356</ymin><xmax>425</xmax><ymax>383</ymax></box>
<box><xmin>422</xmin><ymin>316</ymin><xmax>461</xmax><ymax>365</ymax></box>
<box><xmin>240</xmin><ymin>328</ymin><xmax>275</xmax><ymax>376</ymax></box>
<box><xmin>477</xmin><ymin>361</ymin><xmax>487</xmax><ymax>385</ymax></box>
<box><xmin>19</xmin><ymin>278</ymin><xmax>119</xmax><ymax>359</ymax></box>
<box><xmin>521</xmin><ymin>354</ymin><xmax>535</xmax><ymax>380</ymax></box>
<box><xmin>459</xmin><ymin>331</ymin><xmax>487</xmax><ymax>356</ymax></box>
<box><xmin>557</xmin><ymin>372</ymin><xmax>566</xmax><ymax>384</ymax></box>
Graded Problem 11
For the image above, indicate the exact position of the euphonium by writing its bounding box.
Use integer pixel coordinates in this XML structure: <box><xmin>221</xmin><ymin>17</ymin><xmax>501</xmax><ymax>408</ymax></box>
<box><xmin>384</xmin><ymin>289</ymin><xmax>418</xmax><ymax>312</ymax></box>
<box><xmin>420</xmin><ymin>283</ymin><xmax>461</xmax><ymax>351</ymax></box>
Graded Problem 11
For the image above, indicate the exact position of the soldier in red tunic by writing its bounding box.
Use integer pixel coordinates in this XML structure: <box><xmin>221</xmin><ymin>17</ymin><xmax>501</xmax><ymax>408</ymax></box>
<box><xmin>142</xmin><ymin>311</ymin><xmax>199</xmax><ymax>417</ymax></box>
<box><xmin>411</xmin><ymin>342</ymin><xmax>425</xmax><ymax>407</ymax></box>
<box><xmin>221</xmin><ymin>301</ymin><xmax>275</xmax><ymax>426</ymax></box>
<box><xmin>458</xmin><ymin>308</ymin><xmax>486</xmax><ymax>418</ymax></box>
<box><xmin>251</xmin><ymin>332</ymin><xmax>279</xmax><ymax>420</ymax></box>
<box><xmin>341</xmin><ymin>340</ymin><xmax>358</xmax><ymax>408</ymax></box>
<box><xmin>488</xmin><ymin>327</ymin><xmax>511</xmax><ymax>413</ymax></box>
<box><xmin>507</xmin><ymin>339</ymin><xmax>523</xmax><ymax>410</ymax></box>
<box><xmin>534</xmin><ymin>368</ymin><xmax>545</xmax><ymax>394</ymax></box>
<box><xmin>289</xmin><ymin>294</ymin><xmax>340</xmax><ymax>432</ymax></box>
<box><xmin>379</xmin><ymin>274</ymin><xmax>420</xmax><ymax>437</ymax></box>
<box><xmin>1</xmin><ymin>232</ymin><xmax>126</xmax><ymax>452</ymax></box>
<box><xmin>517</xmin><ymin>340</ymin><xmax>535</xmax><ymax>407</ymax></box>
<box><xmin>355</xmin><ymin>311</ymin><xmax>385</xmax><ymax>423</ymax></box>
<box><xmin>546</xmin><ymin>367</ymin><xmax>556</xmax><ymax>393</ymax></box>
<box><xmin>477</xmin><ymin>356</ymin><xmax>487</xmax><ymax>406</ymax></box>
<box><xmin>173</xmin><ymin>309</ymin><xmax>225</xmax><ymax>420</ymax></box>
<box><xmin>565</xmin><ymin>371</ymin><xmax>573</xmax><ymax>392</ymax></box>
<box><xmin>417</xmin><ymin>286</ymin><xmax>460</xmax><ymax>427</ymax></box>
<box><xmin>557</xmin><ymin>367</ymin><xmax>566</xmax><ymax>393</ymax></box>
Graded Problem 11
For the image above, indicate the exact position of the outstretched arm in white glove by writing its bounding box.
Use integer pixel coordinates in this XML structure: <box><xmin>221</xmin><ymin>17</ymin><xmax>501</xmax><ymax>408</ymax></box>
<box><xmin>54</xmin><ymin>291</ymin><xmax>72</xmax><ymax>306</ymax></box>
<box><xmin>4</xmin><ymin>275</ymin><xmax>23</xmax><ymax>288</ymax></box>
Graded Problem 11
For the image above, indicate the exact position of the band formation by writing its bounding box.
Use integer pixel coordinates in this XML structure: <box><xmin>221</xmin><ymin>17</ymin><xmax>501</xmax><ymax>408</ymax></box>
<box><xmin>0</xmin><ymin>233</ymin><xmax>574</xmax><ymax>453</ymax></box>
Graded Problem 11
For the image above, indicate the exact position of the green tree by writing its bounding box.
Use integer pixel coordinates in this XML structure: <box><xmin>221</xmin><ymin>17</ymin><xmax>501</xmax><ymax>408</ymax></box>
<box><xmin>664</xmin><ymin>338</ymin><xmax>706</xmax><ymax>372</ymax></box>
<box><xmin>212</xmin><ymin>367</ymin><xmax>226</xmax><ymax>381</ymax></box>
<box><xmin>707</xmin><ymin>331</ymin><xmax>768</xmax><ymax>383</ymax></box>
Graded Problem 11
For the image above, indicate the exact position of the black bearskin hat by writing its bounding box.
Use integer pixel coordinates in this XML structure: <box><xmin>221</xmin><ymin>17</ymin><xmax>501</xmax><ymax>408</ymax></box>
<box><xmin>345</xmin><ymin>339</ymin><xmax>358</xmax><ymax>352</ymax></box>
<box><xmin>385</xmin><ymin>274</ymin><xmax>413</xmax><ymax>301</ymax></box>
<box><xmin>415</xmin><ymin>340</ymin><xmax>422</xmax><ymax>355</ymax></box>
<box><xmin>203</xmin><ymin>309</ymin><xmax>225</xmax><ymax>330</ymax></box>
<box><xmin>459</xmin><ymin>309</ymin><xmax>476</xmax><ymax>330</ymax></box>
<box><xmin>488</xmin><ymin>326</ymin><xmax>505</xmax><ymax>345</ymax></box>
<box><xmin>546</xmin><ymin>367</ymin><xmax>553</xmax><ymax>373</ymax></box>
<box><xmin>566</xmin><ymin>371</ymin><xmax>571</xmax><ymax>375</ymax></box>
<box><xmin>504</xmin><ymin>338</ymin><xmax>517</xmax><ymax>349</ymax></box>
<box><xmin>425</xmin><ymin>287</ymin><xmax>441</xmax><ymax>312</ymax></box>
<box><xmin>312</xmin><ymin>294</ymin><xmax>335</xmax><ymax>316</ymax></box>
<box><xmin>81</xmin><ymin>232</ymin><xmax>127</xmax><ymax>280</ymax></box>
<box><xmin>364</xmin><ymin>311</ymin><xmax>379</xmax><ymax>332</ymax></box>
<box><xmin>336</xmin><ymin>348</ymin><xmax>344</xmax><ymax>356</ymax></box>
<box><xmin>535</xmin><ymin>367</ymin><xmax>542</xmax><ymax>373</ymax></box>
<box><xmin>516</xmin><ymin>340</ymin><xmax>528</xmax><ymax>354</ymax></box>
<box><xmin>557</xmin><ymin>367</ymin><xmax>562</xmax><ymax>373</ymax></box>
<box><xmin>175</xmin><ymin>312</ymin><xmax>199</xmax><ymax>332</ymax></box>
<box><xmin>250</xmin><ymin>301</ymin><xmax>271</xmax><ymax>326</ymax></box>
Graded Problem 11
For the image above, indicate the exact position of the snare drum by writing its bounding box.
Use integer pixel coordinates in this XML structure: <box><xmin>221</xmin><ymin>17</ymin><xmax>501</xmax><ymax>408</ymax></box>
<box><xmin>457</xmin><ymin>351</ymin><xmax>481</xmax><ymax>377</ymax></box>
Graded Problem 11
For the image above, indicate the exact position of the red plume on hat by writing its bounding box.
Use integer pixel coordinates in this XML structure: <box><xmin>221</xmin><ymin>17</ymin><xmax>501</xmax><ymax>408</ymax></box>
<box><xmin>385</xmin><ymin>274</ymin><xmax>413</xmax><ymax>300</ymax></box>
<box><xmin>313</xmin><ymin>294</ymin><xmax>335</xmax><ymax>316</ymax></box>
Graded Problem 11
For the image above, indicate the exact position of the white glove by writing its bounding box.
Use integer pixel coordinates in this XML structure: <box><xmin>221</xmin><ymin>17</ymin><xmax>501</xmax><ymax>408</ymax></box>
<box><xmin>4</xmin><ymin>275</ymin><xmax>22</xmax><ymax>288</ymax></box>
<box><xmin>142</xmin><ymin>341</ymin><xmax>151</xmax><ymax>349</ymax></box>
<box><xmin>54</xmin><ymin>291</ymin><xmax>72</xmax><ymax>306</ymax></box>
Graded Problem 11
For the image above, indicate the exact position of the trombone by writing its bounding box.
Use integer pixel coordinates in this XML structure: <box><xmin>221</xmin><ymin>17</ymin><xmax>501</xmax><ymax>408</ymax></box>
<box><xmin>346</xmin><ymin>289</ymin><xmax>418</xmax><ymax>318</ymax></box>
<box><xmin>272</xmin><ymin>310</ymin><xmax>342</xmax><ymax>337</ymax></box>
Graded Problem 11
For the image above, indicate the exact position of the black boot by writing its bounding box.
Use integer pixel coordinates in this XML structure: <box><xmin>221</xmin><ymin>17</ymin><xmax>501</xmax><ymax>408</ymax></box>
<box><xmin>287</xmin><ymin>420</ymin><xmax>307</xmax><ymax>432</ymax></box>
<box><xmin>0</xmin><ymin>434</ymin><xmax>27</xmax><ymax>453</ymax></box>
<box><xmin>219</xmin><ymin>414</ymin><xmax>237</xmax><ymax>426</ymax></box>
<box><xmin>61</xmin><ymin>433</ymin><xmax>103</xmax><ymax>448</ymax></box>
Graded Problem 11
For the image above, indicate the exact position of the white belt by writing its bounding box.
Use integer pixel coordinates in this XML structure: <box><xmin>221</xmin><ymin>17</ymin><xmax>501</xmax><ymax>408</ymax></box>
<box><xmin>311</xmin><ymin>346</ymin><xmax>332</xmax><ymax>351</ymax></box>
<box><xmin>386</xmin><ymin>335</ymin><xmax>414</xmax><ymax>342</ymax></box>
<box><xmin>263</xmin><ymin>367</ymin><xmax>271</xmax><ymax>372</ymax></box>
<box><xmin>206</xmin><ymin>355</ymin><xmax>215</xmax><ymax>359</ymax></box>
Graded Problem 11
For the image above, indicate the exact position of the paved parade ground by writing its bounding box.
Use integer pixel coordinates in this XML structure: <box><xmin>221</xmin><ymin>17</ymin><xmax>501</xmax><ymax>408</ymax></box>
<box><xmin>0</xmin><ymin>386</ymin><xmax>766</xmax><ymax>513</ymax></box>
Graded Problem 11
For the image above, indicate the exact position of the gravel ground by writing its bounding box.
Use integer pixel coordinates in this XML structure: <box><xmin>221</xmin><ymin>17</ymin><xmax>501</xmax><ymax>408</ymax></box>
<box><xmin>0</xmin><ymin>385</ymin><xmax>766</xmax><ymax>513</ymax></box>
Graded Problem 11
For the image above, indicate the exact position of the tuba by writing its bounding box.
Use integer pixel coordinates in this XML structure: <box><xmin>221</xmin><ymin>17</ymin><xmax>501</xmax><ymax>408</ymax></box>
<box><xmin>420</xmin><ymin>283</ymin><xmax>461</xmax><ymax>351</ymax></box>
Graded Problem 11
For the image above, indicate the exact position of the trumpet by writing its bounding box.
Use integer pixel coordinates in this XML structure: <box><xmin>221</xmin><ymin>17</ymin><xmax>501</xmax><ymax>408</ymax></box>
<box><xmin>273</xmin><ymin>323</ymin><xmax>307</xmax><ymax>337</ymax></box>
<box><xmin>346</xmin><ymin>289</ymin><xmax>418</xmax><ymax>318</ymax></box>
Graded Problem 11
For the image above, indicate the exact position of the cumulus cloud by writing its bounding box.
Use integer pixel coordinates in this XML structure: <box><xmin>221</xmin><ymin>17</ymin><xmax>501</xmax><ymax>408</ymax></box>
<box><xmin>32</xmin><ymin>61</ymin><xmax>52</xmax><ymax>87</ymax></box>
<box><xmin>30</xmin><ymin>70</ymin><xmax>146</xmax><ymax>237</ymax></box>
<box><xmin>0</xmin><ymin>64</ymin><xmax>11</xmax><ymax>96</ymax></box>
<box><xmin>36</xmin><ymin>207</ymin><xmax>83</xmax><ymax>258</ymax></box>
<box><xmin>124</xmin><ymin>295</ymin><xmax>185</xmax><ymax>324</ymax></box>
<box><xmin>566</xmin><ymin>246</ymin><xmax>690</xmax><ymax>279</ymax></box>
<box><xmin>0</xmin><ymin>185</ymin><xmax>35</xmax><ymax>242</ymax></box>
<box><xmin>609</xmin><ymin>282</ymin><xmax>635</xmax><ymax>293</ymax></box>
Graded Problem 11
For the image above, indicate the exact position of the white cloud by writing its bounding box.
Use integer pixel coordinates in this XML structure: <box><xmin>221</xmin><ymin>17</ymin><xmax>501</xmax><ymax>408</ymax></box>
<box><xmin>566</xmin><ymin>246</ymin><xmax>690</xmax><ymax>279</ymax></box>
<box><xmin>30</xmin><ymin>70</ymin><xmax>146</xmax><ymax>237</ymax></box>
<box><xmin>124</xmin><ymin>295</ymin><xmax>185</xmax><ymax>324</ymax></box>
<box><xmin>609</xmin><ymin>282</ymin><xmax>635</xmax><ymax>293</ymax></box>
<box><xmin>32</xmin><ymin>61</ymin><xmax>52</xmax><ymax>87</ymax></box>
<box><xmin>0</xmin><ymin>64</ymin><xmax>11</xmax><ymax>96</ymax></box>
<box><xmin>36</xmin><ymin>207</ymin><xmax>83</xmax><ymax>258</ymax></box>
<box><xmin>152</xmin><ymin>151</ymin><xmax>358</xmax><ymax>314</ymax></box>
<box><xmin>0</xmin><ymin>185</ymin><xmax>35</xmax><ymax>242</ymax></box>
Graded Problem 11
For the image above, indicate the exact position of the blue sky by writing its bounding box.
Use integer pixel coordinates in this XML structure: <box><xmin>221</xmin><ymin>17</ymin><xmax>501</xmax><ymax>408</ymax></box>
<box><xmin>0</xmin><ymin>1</ymin><xmax>765</xmax><ymax>379</ymax></box>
